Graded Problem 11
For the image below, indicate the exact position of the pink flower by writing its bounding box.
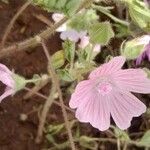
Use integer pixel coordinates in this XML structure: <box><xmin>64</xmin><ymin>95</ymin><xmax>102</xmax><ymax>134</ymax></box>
<box><xmin>52</xmin><ymin>13</ymin><xmax>87</xmax><ymax>42</ymax></box>
<box><xmin>79</xmin><ymin>35</ymin><xmax>101</xmax><ymax>52</ymax></box>
<box><xmin>69</xmin><ymin>56</ymin><xmax>150</xmax><ymax>131</ymax></box>
<box><xmin>60</xmin><ymin>30</ymin><xmax>86</xmax><ymax>42</ymax></box>
<box><xmin>0</xmin><ymin>64</ymin><xmax>15</xmax><ymax>102</ymax></box>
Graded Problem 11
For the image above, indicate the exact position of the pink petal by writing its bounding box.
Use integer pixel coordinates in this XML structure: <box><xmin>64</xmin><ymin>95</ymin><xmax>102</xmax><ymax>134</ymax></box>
<box><xmin>110</xmin><ymin>90</ymin><xmax>146</xmax><ymax>130</ymax></box>
<box><xmin>92</xmin><ymin>95</ymin><xmax>110</xmax><ymax>131</ymax></box>
<box><xmin>75</xmin><ymin>92</ymin><xmax>97</xmax><ymax>123</ymax></box>
<box><xmin>0</xmin><ymin>64</ymin><xmax>12</xmax><ymax>74</ymax></box>
<box><xmin>89</xmin><ymin>56</ymin><xmax>126</xmax><ymax>79</ymax></box>
<box><xmin>93</xmin><ymin>44</ymin><xmax>101</xmax><ymax>52</ymax></box>
<box><xmin>75</xmin><ymin>93</ymin><xmax>110</xmax><ymax>131</ymax></box>
<box><xmin>60</xmin><ymin>30</ymin><xmax>80</xmax><ymax>42</ymax></box>
<box><xmin>70</xmin><ymin>80</ymin><xmax>110</xmax><ymax>131</ymax></box>
<box><xmin>69</xmin><ymin>80</ymin><xmax>93</xmax><ymax>109</ymax></box>
<box><xmin>113</xmin><ymin>69</ymin><xmax>150</xmax><ymax>93</ymax></box>
<box><xmin>0</xmin><ymin>72</ymin><xmax>14</xmax><ymax>88</ymax></box>
<box><xmin>78</xmin><ymin>31</ymin><xmax>87</xmax><ymax>39</ymax></box>
<box><xmin>119</xmin><ymin>90</ymin><xmax>146</xmax><ymax>117</ymax></box>
<box><xmin>79</xmin><ymin>36</ymin><xmax>90</xmax><ymax>49</ymax></box>
<box><xmin>52</xmin><ymin>13</ymin><xmax>64</xmax><ymax>22</ymax></box>
<box><xmin>0</xmin><ymin>87</ymin><xmax>14</xmax><ymax>102</ymax></box>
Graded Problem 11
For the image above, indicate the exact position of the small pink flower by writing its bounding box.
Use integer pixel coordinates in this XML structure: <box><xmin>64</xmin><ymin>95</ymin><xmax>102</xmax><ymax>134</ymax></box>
<box><xmin>69</xmin><ymin>56</ymin><xmax>149</xmax><ymax>131</ymax></box>
<box><xmin>52</xmin><ymin>13</ymin><xmax>87</xmax><ymax>42</ymax></box>
<box><xmin>0</xmin><ymin>64</ymin><xmax>15</xmax><ymax>102</ymax></box>
<box><xmin>79</xmin><ymin>35</ymin><xmax>101</xmax><ymax>52</ymax></box>
<box><xmin>60</xmin><ymin>30</ymin><xmax>86</xmax><ymax>42</ymax></box>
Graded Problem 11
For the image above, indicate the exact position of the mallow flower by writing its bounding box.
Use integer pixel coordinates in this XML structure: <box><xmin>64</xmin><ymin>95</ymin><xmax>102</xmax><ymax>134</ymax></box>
<box><xmin>136</xmin><ymin>35</ymin><xmax>150</xmax><ymax>65</ymax></box>
<box><xmin>52</xmin><ymin>13</ymin><xmax>86</xmax><ymax>42</ymax></box>
<box><xmin>0</xmin><ymin>64</ymin><xmax>15</xmax><ymax>102</ymax></box>
<box><xmin>69</xmin><ymin>56</ymin><xmax>150</xmax><ymax>131</ymax></box>
<box><xmin>0</xmin><ymin>63</ymin><xmax>41</xmax><ymax>102</ymax></box>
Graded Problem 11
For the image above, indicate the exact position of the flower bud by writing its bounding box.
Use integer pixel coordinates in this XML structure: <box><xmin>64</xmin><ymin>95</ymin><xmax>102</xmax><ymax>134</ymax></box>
<box><xmin>121</xmin><ymin>35</ymin><xmax>150</xmax><ymax>59</ymax></box>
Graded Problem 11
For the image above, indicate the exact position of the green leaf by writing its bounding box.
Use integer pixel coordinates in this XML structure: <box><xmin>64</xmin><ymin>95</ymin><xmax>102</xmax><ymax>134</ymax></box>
<box><xmin>51</xmin><ymin>50</ymin><xmax>65</xmax><ymax>69</ymax></box>
<box><xmin>127</xmin><ymin>0</ymin><xmax>150</xmax><ymax>32</ymax></box>
<box><xmin>68</xmin><ymin>9</ymin><xmax>99</xmax><ymax>31</ymax></box>
<box><xmin>57</xmin><ymin>69</ymin><xmax>75</xmax><ymax>82</ymax></box>
<box><xmin>79</xmin><ymin>136</ymin><xmax>98</xmax><ymax>150</ymax></box>
<box><xmin>114</xmin><ymin>23</ymin><xmax>130</xmax><ymax>38</ymax></box>
<box><xmin>63</xmin><ymin>40</ymin><xmax>75</xmax><ymax>62</ymax></box>
<box><xmin>47</xmin><ymin>124</ymin><xmax>64</xmax><ymax>135</ymax></box>
<box><xmin>65</xmin><ymin>0</ymin><xmax>82</xmax><ymax>16</ymax></box>
<box><xmin>32</xmin><ymin>0</ymin><xmax>57</xmax><ymax>11</ymax></box>
<box><xmin>32</xmin><ymin>0</ymin><xmax>82</xmax><ymax>16</ymax></box>
<box><xmin>55</xmin><ymin>0</ymin><xmax>67</xmax><ymax>9</ymax></box>
<box><xmin>138</xmin><ymin>130</ymin><xmax>150</xmax><ymax>147</ymax></box>
<box><xmin>46</xmin><ymin>134</ymin><xmax>55</xmax><ymax>143</ymax></box>
<box><xmin>114</xmin><ymin>127</ymin><xmax>130</xmax><ymax>141</ymax></box>
<box><xmin>89</xmin><ymin>22</ymin><xmax>114</xmax><ymax>45</ymax></box>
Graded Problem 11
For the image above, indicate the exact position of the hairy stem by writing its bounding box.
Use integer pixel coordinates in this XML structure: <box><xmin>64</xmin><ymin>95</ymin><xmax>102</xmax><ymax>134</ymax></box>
<box><xmin>0</xmin><ymin>0</ymin><xmax>94</xmax><ymax>59</ymax></box>
<box><xmin>41</xmin><ymin>40</ymin><xmax>76</xmax><ymax>150</ymax></box>
<box><xmin>93</xmin><ymin>4</ymin><xmax>129</xmax><ymax>26</ymax></box>
<box><xmin>24</xmin><ymin>76</ymin><xmax>49</xmax><ymax>99</ymax></box>
<box><xmin>24</xmin><ymin>87</ymin><xmax>73</xmax><ymax>112</ymax></box>
<box><xmin>0</xmin><ymin>17</ymin><xmax>68</xmax><ymax>58</ymax></box>
<box><xmin>35</xmin><ymin>85</ymin><xmax>56</xmax><ymax>143</ymax></box>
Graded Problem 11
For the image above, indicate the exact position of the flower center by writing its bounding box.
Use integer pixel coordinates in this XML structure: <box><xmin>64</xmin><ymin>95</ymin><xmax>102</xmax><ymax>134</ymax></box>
<box><xmin>96</xmin><ymin>82</ymin><xmax>112</xmax><ymax>95</ymax></box>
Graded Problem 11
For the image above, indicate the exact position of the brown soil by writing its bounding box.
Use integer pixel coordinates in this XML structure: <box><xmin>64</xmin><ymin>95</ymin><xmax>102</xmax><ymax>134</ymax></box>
<box><xmin>0</xmin><ymin>0</ymin><xmax>62</xmax><ymax>149</ymax></box>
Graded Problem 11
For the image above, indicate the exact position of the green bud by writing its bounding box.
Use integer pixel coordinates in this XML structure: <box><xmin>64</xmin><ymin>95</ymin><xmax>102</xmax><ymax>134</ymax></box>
<box><xmin>12</xmin><ymin>74</ymin><xmax>27</xmax><ymax>92</ymax></box>
<box><xmin>51</xmin><ymin>50</ymin><xmax>65</xmax><ymax>69</ymax></box>
<box><xmin>121</xmin><ymin>36</ymin><xmax>150</xmax><ymax>59</ymax></box>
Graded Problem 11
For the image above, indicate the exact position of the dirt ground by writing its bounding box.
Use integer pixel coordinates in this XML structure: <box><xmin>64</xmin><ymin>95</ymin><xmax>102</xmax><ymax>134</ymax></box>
<box><xmin>0</xmin><ymin>0</ymin><xmax>63</xmax><ymax>149</ymax></box>
<box><xmin>0</xmin><ymin>0</ymin><xmax>149</xmax><ymax>150</ymax></box>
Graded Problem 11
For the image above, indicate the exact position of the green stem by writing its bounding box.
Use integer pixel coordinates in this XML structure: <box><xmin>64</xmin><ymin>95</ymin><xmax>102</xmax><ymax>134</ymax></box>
<box><xmin>69</xmin><ymin>42</ymin><xmax>76</xmax><ymax>72</ymax></box>
<box><xmin>93</xmin><ymin>5</ymin><xmax>129</xmax><ymax>26</ymax></box>
<box><xmin>87</xmin><ymin>45</ymin><xmax>94</xmax><ymax>62</ymax></box>
<box><xmin>26</xmin><ymin>78</ymin><xmax>41</xmax><ymax>83</ymax></box>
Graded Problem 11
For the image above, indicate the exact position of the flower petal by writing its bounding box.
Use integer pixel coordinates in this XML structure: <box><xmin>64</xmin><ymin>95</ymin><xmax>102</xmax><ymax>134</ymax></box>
<box><xmin>113</xmin><ymin>69</ymin><xmax>150</xmax><ymax>93</ymax></box>
<box><xmin>60</xmin><ymin>30</ymin><xmax>80</xmax><ymax>42</ymax></box>
<box><xmin>0</xmin><ymin>87</ymin><xmax>14</xmax><ymax>102</ymax></box>
<box><xmin>52</xmin><ymin>13</ymin><xmax>64</xmax><ymax>22</ymax></box>
<box><xmin>0</xmin><ymin>71</ymin><xmax>14</xmax><ymax>88</ymax></box>
<box><xmin>136</xmin><ymin>54</ymin><xmax>144</xmax><ymax>65</ymax></box>
<box><xmin>79</xmin><ymin>35</ymin><xmax>90</xmax><ymax>49</ymax></box>
<box><xmin>75</xmin><ymin>94</ymin><xmax>110</xmax><ymax>131</ymax></box>
<box><xmin>110</xmin><ymin>90</ymin><xmax>146</xmax><ymax>130</ymax></box>
<box><xmin>69</xmin><ymin>80</ymin><xmax>93</xmax><ymax>109</ymax></box>
<box><xmin>0</xmin><ymin>64</ymin><xmax>12</xmax><ymax>74</ymax></box>
<box><xmin>93</xmin><ymin>44</ymin><xmax>101</xmax><ymax>52</ymax></box>
<box><xmin>92</xmin><ymin>95</ymin><xmax>110</xmax><ymax>131</ymax></box>
<box><xmin>89</xmin><ymin>56</ymin><xmax>126</xmax><ymax>79</ymax></box>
